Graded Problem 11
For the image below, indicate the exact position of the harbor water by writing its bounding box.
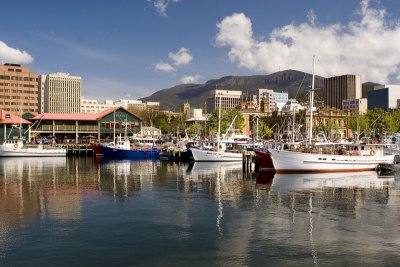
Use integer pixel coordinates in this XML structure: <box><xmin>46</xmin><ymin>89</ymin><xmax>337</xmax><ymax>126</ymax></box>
<box><xmin>0</xmin><ymin>157</ymin><xmax>399</xmax><ymax>266</ymax></box>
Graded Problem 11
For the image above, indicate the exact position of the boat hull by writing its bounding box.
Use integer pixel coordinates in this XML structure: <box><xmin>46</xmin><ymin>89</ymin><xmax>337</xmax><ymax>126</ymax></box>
<box><xmin>90</xmin><ymin>143</ymin><xmax>103</xmax><ymax>156</ymax></box>
<box><xmin>254</xmin><ymin>150</ymin><xmax>275</xmax><ymax>170</ymax></box>
<box><xmin>190</xmin><ymin>148</ymin><xmax>242</xmax><ymax>162</ymax></box>
<box><xmin>99</xmin><ymin>144</ymin><xmax>159</xmax><ymax>159</ymax></box>
<box><xmin>269</xmin><ymin>149</ymin><xmax>394</xmax><ymax>173</ymax></box>
<box><xmin>0</xmin><ymin>147</ymin><xmax>66</xmax><ymax>157</ymax></box>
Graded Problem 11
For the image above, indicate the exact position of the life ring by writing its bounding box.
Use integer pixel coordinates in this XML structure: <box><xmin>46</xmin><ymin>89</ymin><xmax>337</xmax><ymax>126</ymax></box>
<box><xmin>14</xmin><ymin>143</ymin><xmax>18</xmax><ymax>148</ymax></box>
<box><xmin>370</xmin><ymin>149</ymin><xmax>375</xmax><ymax>156</ymax></box>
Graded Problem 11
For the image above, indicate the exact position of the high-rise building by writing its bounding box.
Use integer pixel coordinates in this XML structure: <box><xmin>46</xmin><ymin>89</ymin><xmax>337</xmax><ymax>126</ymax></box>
<box><xmin>0</xmin><ymin>63</ymin><xmax>39</xmax><ymax>114</ymax></box>
<box><xmin>43</xmin><ymin>72</ymin><xmax>81</xmax><ymax>113</ymax></box>
<box><xmin>38</xmin><ymin>75</ymin><xmax>46</xmax><ymax>114</ymax></box>
<box><xmin>367</xmin><ymin>84</ymin><xmax>400</xmax><ymax>110</ymax></box>
<box><xmin>324</xmin><ymin>74</ymin><xmax>362</xmax><ymax>110</ymax></box>
<box><xmin>206</xmin><ymin>90</ymin><xmax>242</xmax><ymax>113</ymax></box>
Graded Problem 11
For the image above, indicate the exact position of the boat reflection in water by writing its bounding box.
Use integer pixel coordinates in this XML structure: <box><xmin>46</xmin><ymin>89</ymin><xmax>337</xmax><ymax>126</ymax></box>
<box><xmin>186</xmin><ymin>162</ymin><xmax>242</xmax><ymax>175</ymax></box>
<box><xmin>270</xmin><ymin>171</ymin><xmax>394</xmax><ymax>193</ymax></box>
<box><xmin>186</xmin><ymin>162</ymin><xmax>244</xmax><ymax>237</ymax></box>
<box><xmin>98</xmin><ymin>159</ymin><xmax>159</xmax><ymax>199</ymax></box>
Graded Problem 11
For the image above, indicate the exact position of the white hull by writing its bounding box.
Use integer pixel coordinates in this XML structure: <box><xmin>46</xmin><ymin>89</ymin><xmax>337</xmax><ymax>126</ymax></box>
<box><xmin>0</xmin><ymin>147</ymin><xmax>66</xmax><ymax>157</ymax></box>
<box><xmin>269</xmin><ymin>149</ymin><xmax>394</xmax><ymax>173</ymax></box>
<box><xmin>191</xmin><ymin>148</ymin><xmax>243</xmax><ymax>162</ymax></box>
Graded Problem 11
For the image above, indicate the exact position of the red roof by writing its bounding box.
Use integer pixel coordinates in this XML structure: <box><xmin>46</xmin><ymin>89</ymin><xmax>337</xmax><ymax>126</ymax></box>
<box><xmin>31</xmin><ymin>107</ymin><xmax>140</xmax><ymax>121</ymax></box>
<box><xmin>32</xmin><ymin>112</ymin><xmax>98</xmax><ymax>121</ymax></box>
<box><xmin>0</xmin><ymin>110</ymin><xmax>32</xmax><ymax>125</ymax></box>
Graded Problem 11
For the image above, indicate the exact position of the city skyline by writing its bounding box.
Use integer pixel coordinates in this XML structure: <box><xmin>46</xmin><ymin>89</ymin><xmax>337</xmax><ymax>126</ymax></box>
<box><xmin>1</xmin><ymin>0</ymin><xmax>400</xmax><ymax>100</ymax></box>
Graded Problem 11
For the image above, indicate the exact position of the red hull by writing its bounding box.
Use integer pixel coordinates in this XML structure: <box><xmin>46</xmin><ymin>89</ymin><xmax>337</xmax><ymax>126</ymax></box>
<box><xmin>255</xmin><ymin>150</ymin><xmax>275</xmax><ymax>170</ymax></box>
<box><xmin>90</xmin><ymin>143</ymin><xmax>103</xmax><ymax>156</ymax></box>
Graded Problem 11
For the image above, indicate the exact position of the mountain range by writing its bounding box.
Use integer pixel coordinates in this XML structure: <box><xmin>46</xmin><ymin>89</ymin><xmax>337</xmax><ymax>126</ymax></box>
<box><xmin>140</xmin><ymin>70</ymin><xmax>336</xmax><ymax>110</ymax></box>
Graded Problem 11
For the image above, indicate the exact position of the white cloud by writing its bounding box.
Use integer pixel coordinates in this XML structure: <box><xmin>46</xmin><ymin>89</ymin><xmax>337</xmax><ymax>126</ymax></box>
<box><xmin>149</xmin><ymin>0</ymin><xmax>179</xmax><ymax>17</ymax></box>
<box><xmin>0</xmin><ymin>41</ymin><xmax>33</xmax><ymax>64</ymax></box>
<box><xmin>215</xmin><ymin>0</ymin><xmax>400</xmax><ymax>83</ymax></box>
<box><xmin>180</xmin><ymin>74</ymin><xmax>201</xmax><ymax>84</ymax></box>
<box><xmin>154</xmin><ymin>61</ymin><xmax>177</xmax><ymax>72</ymax></box>
<box><xmin>169</xmin><ymin>47</ymin><xmax>193</xmax><ymax>66</ymax></box>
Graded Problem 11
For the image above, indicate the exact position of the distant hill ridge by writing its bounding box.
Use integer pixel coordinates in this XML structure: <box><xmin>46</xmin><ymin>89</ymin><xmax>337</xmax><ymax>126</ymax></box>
<box><xmin>140</xmin><ymin>69</ymin><xmax>373</xmax><ymax>110</ymax></box>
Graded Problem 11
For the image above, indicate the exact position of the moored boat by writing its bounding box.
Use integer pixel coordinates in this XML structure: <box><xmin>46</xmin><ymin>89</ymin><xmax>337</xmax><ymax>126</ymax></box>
<box><xmin>254</xmin><ymin>150</ymin><xmax>274</xmax><ymax>170</ymax></box>
<box><xmin>190</xmin><ymin>146</ymin><xmax>243</xmax><ymax>162</ymax></box>
<box><xmin>98</xmin><ymin>138</ymin><xmax>159</xmax><ymax>159</ymax></box>
<box><xmin>0</xmin><ymin>139</ymin><xmax>66</xmax><ymax>157</ymax></box>
<box><xmin>269</xmin><ymin>143</ymin><xmax>394</xmax><ymax>173</ymax></box>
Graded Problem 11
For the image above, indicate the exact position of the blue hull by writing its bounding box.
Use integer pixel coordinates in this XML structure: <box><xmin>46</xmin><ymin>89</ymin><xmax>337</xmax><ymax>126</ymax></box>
<box><xmin>99</xmin><ymin>145</ymin><xmax>159</xmax><ymax>159</ymax></box>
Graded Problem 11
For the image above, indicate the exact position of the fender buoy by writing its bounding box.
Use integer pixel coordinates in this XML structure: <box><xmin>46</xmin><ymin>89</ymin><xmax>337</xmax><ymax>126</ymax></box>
<box><xmin>14</xmin><ymin>143</ymin><xmax>18</xmax><ymax>148</ymax></box>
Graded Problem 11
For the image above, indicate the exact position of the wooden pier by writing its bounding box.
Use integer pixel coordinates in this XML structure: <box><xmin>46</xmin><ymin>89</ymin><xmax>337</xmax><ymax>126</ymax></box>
<box><xmin>242</xmin><ymin>150</ymin><xmax>257</xmax><ymax>172</ymax></box>
<box><xmin>63</xmin><ymin>144</ymin><xmax>94</xmax><ymax>156</ymax></box>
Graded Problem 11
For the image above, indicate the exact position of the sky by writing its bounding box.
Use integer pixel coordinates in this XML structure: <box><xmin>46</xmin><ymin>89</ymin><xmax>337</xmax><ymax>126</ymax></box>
<box><xmin>1</xmin><ymin>0</ymin><xmax>400</xmax><ymax>100</ymax></box>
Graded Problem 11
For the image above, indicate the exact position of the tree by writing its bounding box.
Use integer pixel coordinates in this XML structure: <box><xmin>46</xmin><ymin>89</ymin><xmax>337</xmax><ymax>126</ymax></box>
<box><xmin>169</xmin><ymin>115</ymin><xmax>185</xmax><ymax>137</ymax></box>
<box><xmin>347</xmin><ymin>112</ymin><xmax>369</xmax><ymax>138</ymax></box>
<box><xmin>154</xmin><ymin>117</ymin><xmax>169</xmax><ymax>134</ymax></box>
<box><xmin>207</xmin><ymin>109</ymin><xmax>244</xmax><ymax>136</ymax></box>
<box><xmin>258</xmin><ymin>120</ymin><xmax>273</xmax><ymax>139</ymax></box>
<box><xmin>186</xmin><ymin>123</ymin><xmax>202</xmax><ymax>137</ymax></box>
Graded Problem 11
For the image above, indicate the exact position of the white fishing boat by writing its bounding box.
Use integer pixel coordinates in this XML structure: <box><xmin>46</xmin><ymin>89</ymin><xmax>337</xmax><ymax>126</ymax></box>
<box><xmin>190</xmin><ymin>92</ymin><xmax>244</xmax><ymax>162</ymax></box>
<box><xmin>266</xmin><ymin>56</ymin><xmax>394</xmax><ymax>173</ymax></box>
<box><xmin>190</xmin><ymin>146</ymin><xmax>243</xmax><ymax>162</ymax></box>
<box><xmin>0</xmin><ymin>139</ymin><xmax>66</xmax><ymax>157</ymax></box>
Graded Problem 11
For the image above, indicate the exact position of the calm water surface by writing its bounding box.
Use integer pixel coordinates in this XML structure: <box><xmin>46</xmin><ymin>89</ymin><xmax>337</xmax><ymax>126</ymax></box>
<box><xmin>0</xmin><ymin>157</ymin><xmax>399</xmax><ymax>266</ymax></box>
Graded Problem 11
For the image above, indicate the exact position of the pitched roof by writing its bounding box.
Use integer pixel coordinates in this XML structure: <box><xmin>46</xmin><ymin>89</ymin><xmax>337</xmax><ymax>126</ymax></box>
<box><xmin>31</xmin><ymin>107</ymin><xmax>141</xmax><ymax>121</ymax></box>
<box><xmin>32</xmin><ymin>113</ymin><xmax>98</xmax><ymax>121</ymax></box>
<box><xmin>0</xmin><ymin>110</ymin><xmax>32</xmax><ymax>125</ymax></box>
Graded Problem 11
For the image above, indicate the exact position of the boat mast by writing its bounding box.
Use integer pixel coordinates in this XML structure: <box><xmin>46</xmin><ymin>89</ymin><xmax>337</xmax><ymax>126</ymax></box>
<box><xmin>308</xmin><ymin>55</ymin><xmax>316</xmax><ymax>146</ymax></box>
<box><xmin>292</xmin><ymin>108</ymin><xmax>296</xmax><ymax>143</ymax></box>
<box><xmin>217</xmin><ymin>90</ymin><xmax>222</xmax><ymax>152</ymax></box>
<box><xmin>113</xmin><ymin>110</ymin><xmax>116</xmax><ymax>142</ymax></box>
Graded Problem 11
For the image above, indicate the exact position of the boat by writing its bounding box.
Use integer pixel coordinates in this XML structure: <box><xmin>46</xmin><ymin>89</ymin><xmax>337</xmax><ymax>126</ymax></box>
<box><xmin>0</xmin><ymin>139</ymin><xmax>66</xmax><ymax>157</ymax></box>
<box><xmin>98</xmin><ymin>137</ymin><xmax>159</xmax><ymax>159</ymax></box>
<box><xmin>190</xmin><ymin>94</ymin><xmax>244</xmax><ymax>162</ymax></box>
<box><xmin>190</xmin><ymin>146</ymin><xmax>243</xmax><ymax>162</ymax></box>
<box><xmin>257</xmin><ymin>56</ymin><xmax>395</xmax><ymax>173</ymax></box>
<box><xmin>269</xmin><ymin>143</ymin><xmax>394</xmax><ymax>173</ymax></box>
<box><xmin>379</xmin><ymin>155</ymin><xmax>400</xmax><ymax>172</ymax></box>
<box><xmin>254</xmin><ymin>150</ymin><xmax>274</xmax><ymax>170</ymax></box>
<box><xmin>90</xmin><ymin>142</ymin><xmax>103</xmax><ymax>156</ymax></box>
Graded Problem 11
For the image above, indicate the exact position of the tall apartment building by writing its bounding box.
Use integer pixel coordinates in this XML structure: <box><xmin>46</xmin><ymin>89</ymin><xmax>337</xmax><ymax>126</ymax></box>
<box><xmin>0</xmin><ymin>63</ymin><xmax>39</xmax><ymax>114</ymax></box>
<box><xmin>42</xmin><ymin>72</ymin><xmax>81</xmax><ymax>113</ymax></box>
<box><xmin>324</xmin><ymin>74</ymin><xmax>362</xmax><ymax>110</ymax></box>
<box><xmin>206</xmin><ymin>90</ymin><xmax>242</xmax><ymax>113</ymax></box>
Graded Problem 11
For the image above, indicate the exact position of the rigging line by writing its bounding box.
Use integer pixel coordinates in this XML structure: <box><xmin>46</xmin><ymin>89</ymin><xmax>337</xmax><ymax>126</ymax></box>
<box><xmin>294</xmin><ymin>72</ymin><xmax>308</xmax><ymax>99</ymax></box>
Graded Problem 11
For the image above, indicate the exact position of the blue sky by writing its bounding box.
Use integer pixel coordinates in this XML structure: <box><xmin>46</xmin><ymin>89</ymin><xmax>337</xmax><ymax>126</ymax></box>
<box><xmin>1</xmin><ymin>0</ymin><xmax>400</xmax><ymax>100</ymax></box>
